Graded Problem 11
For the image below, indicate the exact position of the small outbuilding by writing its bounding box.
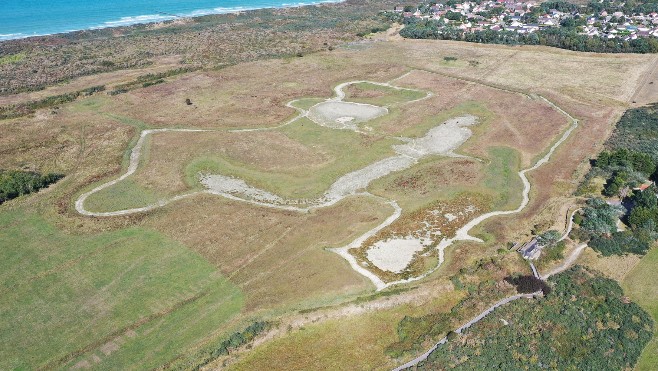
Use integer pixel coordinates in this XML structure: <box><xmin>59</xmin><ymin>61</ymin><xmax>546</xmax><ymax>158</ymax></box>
<box><xmin>518</xmin><ymin>238</ymin><xmax>541</xmax><ymax>260</ymax></box>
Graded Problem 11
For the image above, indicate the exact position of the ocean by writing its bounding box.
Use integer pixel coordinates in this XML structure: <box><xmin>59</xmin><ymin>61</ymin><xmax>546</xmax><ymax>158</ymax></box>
<box><xmin>0</xmin><ymin>0</ymin><xmax>339</xmax><ymax>41</ymax></box>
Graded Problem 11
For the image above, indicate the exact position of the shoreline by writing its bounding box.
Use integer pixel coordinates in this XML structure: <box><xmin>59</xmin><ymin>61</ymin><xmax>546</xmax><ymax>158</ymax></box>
<box><xmin>0</xmin><ymin>0</ymin><xmax>344</xmax><ymax>42</ymax></box>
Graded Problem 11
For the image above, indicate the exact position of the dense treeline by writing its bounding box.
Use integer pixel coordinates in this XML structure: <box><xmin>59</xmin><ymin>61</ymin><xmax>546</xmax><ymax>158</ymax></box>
<box><xmin>418</xmin><ymin>266</ymin><xmax>653</xmax><ymax>370</ymax></box>
<box><xmin>399</xmin><ymin>18</ymin><xmax>658</xmax><ymax>53</ymax></box>
<box><xmin>396</xmin><ymin>0</ymin><xmax>658</xmax><ymax>53</ymax></box>
<box><xmin>573</xmin><ymin>103</ymin><xmax>658</xmax><ymax>256</ymax></box>
<box><xmin>573</xmin><ymin>198</ymin><xmax>652</xmax><ymax>256</ymax></box>
<box><xmin>0</xmin><ymin>170</ymin><xmax>63</xmax><ymax>204</ymax></box>
<box><xmin>604</xmin><ymin>102</ymin><xmax>658</xmax><ymax>160</ymax></box>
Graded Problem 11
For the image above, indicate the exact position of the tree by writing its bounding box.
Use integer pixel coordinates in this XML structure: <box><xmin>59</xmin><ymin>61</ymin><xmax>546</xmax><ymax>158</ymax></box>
<box><xmin>537</xmin><ymin>230</ymin><xmax>561</xmax><ymax>247</ymax></box>
<box><xmin>505</xmin><ymin>275</ymin><xmax>551</xmax><ymax>294</ymax></box>
<box><xmin>0</xmin><ymin>170</ymin><xmax>63</xmax><ymax>204</ymax></box>
<box><xmin>445</xmin><ymin>11</ymin><xmax>463</xmax><ymax>21</ymax></box>
<box><xmin>580</xmin><ymin>198</ymin><xmax>622</xmax><ymax>235</ymax></box>
<box><xmin>603</xmin><ymin>171</ymin><xmax>628</xmax><ymax>197</ymax></box>
<box><xmin>633</xmin><ymin>188</ymin><xmax>658</xmax><ymax>208</ymax></box>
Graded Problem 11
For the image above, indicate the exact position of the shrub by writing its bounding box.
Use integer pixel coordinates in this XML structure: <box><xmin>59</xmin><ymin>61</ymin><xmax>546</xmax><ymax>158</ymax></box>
<box><xmin>589</xmin><ymin>231</ymin><xmax>649</xmax><ymax>256</ymax></box>
<box><xmin>0</xmin><ymin>170</ymin><xmax>63</xmax><ymax>204</ymax></box>
<box><xmin>505</xmin><ymin>275</ymin><xmax>551</xmax><ymax>295</ymax></box>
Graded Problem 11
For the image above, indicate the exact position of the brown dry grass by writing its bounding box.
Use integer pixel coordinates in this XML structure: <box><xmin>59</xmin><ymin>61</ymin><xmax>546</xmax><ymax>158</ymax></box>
<box><xmin>134</xmin><ymin>130</ymin><xmax>329</xmax><ymax>195</ymax></box>
<box><xmin>0</xmin><ymin>55</ymin><xmax>183</xmax><ymax>107</ymax></box>
<box><xmin>1</xmin><ymin>37</ymin><xmax>654</xmax><ymax>369</ymax></box>
<box><xmin>579</xmin><ymin>248</ymin><xmax>643</xmax><ymax>282</ymax></box>
<box><xmin>143</xmin><ymin>194</ymin><xmax>392</xmax><ymax>310</ymax></box>
<box><xmin>97</xmin><ymin>56</ymin><xmax>407</xmax><ymax>129</ymax></box>
<box><xmin>388</xmin><ymin>69</ymin><xmax>570</xmax><ymax>167</ymax></box>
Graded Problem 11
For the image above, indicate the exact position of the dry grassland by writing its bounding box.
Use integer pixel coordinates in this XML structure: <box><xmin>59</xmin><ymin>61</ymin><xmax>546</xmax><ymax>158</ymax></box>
<box><xmin>579</xmin><ymin>247</ymin><xmax>643</xmax><ymax>282</ymax></box>
<box><xmin>351</xmin><ymin>40</ymin><xmax>655</xmax><ymax>243</ymax></box>
<box><xmin>226</xmin><ymin>290</ymin><xmax>463</xmax><ymax>371</ymax></box>
<box><xmin>143</xmin><ymin>194</ymin><xmax>391</xmax><ymax>310</ymax></box>
<box><xmin>0</xmin><ymin>55</ymin><xmax>183</xmax><ymax>107</ymax></box>
<box><xmin>98</xmin><ymin>57</ymin><xmax>408</xmax><ymax>129</ymax></box>
<box><xmin>135</xmin><ymin>130</ymin><xmax>329</xmax><ymax>196</ymax></box>
<box><xmin>1</xmin><ymin>36</ymin><xmax>655</xmax><ymax>370</ymax></box>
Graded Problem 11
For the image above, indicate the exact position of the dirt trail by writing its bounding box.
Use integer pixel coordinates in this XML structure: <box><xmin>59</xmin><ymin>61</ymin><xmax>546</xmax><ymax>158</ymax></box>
<box><xmin>74</xmin><ymin>72</ymin><xmax>578</xmax><ymax>292</ymax></box>
<box><xmin>75</xmin><ymin>128</ymin><xmax>212</xmax><ymax>217</ymax></box>
<box><xmin>392</xmin><ymin>292</ymin><xmax>540</xmax><ymax>371</ymax></box>
<box><xmin>75</xmin><ymin>76</ymin><xmax>431</xmax><ymax>217</ymax></box>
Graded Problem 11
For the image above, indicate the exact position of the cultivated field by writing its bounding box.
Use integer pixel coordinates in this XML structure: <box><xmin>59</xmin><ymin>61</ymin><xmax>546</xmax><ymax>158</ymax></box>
<box><xmin>0</xmin><ymin>35</ymin><xmax>655</xmax><ymax>369</ymax></box>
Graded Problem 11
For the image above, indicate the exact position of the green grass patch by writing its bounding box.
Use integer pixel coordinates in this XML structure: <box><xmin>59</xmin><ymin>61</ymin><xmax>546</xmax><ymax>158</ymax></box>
<box><xmin>82</xmin><ymin>179</ymin><xmax>164</xmax><ymax>212</ymax></box>
<box><xmin>483</xmin><ymin>147</ymin><xmax>522</xmax><ymax>210</ymax></box>
<box><xmin>622</xmin><ymin>247</ymin><xmax>658</xmax><ymax>370</ymax></box>
<box><xmin>0</xmin><ymin>211</ymin><xmax>243</xmax><ymax>370</ymax></box>
<box><xmin>0</xmin><ymin>53</ymin><xmax>25</xmax><ymax>65</ymax></box>
<box><xmin>104</xmin><ymin>113</ymin><xmax>151</xmax><ymax>131</ymax></box>
<box><xmin>185</xmin><ymin>118</ymin><xmax>399</xmax><ymax>199</ymax></box>
<box><xmin>344</xmin><ymin>82</ymin><xmax>426</xmax><ymax>106</ymax></box>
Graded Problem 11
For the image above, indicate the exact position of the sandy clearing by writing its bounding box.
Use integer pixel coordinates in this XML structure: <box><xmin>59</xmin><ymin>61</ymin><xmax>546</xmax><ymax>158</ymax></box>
<box><xmin>307</xmin><ymin>101</ymin><xmax>388</xmax><ymax>130</ymax></box>
<box><xmin>199</xmin><ymin>174</ymin><xmax>285</xmax><ymax>204</ymax></box>
<box><xmin>366</xmin><ymin>237</ymin><xmax>432</xmax><ymax>273</ymax></box>
<box><xmin>392</xmin><ymin>116</ymin><xmax>477</xmax><ymax>159</ymax></box>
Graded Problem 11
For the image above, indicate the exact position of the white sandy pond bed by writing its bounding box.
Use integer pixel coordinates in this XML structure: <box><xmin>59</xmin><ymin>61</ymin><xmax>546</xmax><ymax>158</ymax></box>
<box><xmin>308</xmin><ymin>101</ymin><xmax>388</xmax><ymax>130</ymax></box>
<box><xmin>366</xmin><ymin>237</ymin><xmax>432</xmax><ymax>273</ymax></box>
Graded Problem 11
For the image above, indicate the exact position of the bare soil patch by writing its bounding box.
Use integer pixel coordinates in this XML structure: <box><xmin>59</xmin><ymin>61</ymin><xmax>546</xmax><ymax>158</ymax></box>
<box><xmin>308</xmin><ymin>101</ymin><xmax>387</xmax><ymax>130</ymax></box>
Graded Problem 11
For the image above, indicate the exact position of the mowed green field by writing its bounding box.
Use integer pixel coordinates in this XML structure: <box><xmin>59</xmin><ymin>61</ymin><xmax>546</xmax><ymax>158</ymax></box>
<box><xmin>623</xmin><ymin>247</ymin><xmax>658</xmax><ymax>370</ymax></box>
<box><xmin>83</xmin><ymin>179</ymin><xmax>164</xmax><ymax>212</ymax></box>
<box><xmin>0</xmin><ymin>211</ymin><xmax>243</xmax><ymax>370</ymax></box>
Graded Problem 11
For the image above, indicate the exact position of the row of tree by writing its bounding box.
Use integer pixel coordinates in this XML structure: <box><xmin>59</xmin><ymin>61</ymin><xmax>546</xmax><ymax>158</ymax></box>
<box><xmin>399</xmin><ymin>18</ymin><xmax>658</xmax><ymax>53</ymax></box>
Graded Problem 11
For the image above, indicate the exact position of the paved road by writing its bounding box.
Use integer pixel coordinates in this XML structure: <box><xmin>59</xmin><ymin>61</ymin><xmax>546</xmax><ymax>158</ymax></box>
<box><xmin>392</xmin><ymin>292</ymin><xmax>540</xmax><ymax>371</ymax></box>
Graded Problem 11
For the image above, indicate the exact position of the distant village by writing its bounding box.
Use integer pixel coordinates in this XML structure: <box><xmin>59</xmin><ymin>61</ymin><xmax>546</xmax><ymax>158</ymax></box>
<box><xmin>395</xmin><ymin>0</ymin><xmax>658</xmax><ymax>41</ymax></box>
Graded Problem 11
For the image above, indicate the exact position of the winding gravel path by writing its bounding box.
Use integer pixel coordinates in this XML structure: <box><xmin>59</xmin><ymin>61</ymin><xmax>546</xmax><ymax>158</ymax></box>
<box><xmin>75</xmin><ymin>77</ymin><xmax>430</xmax><ymax>217</ymax></box>
<box><xmin>75</xmin><ymin>128</ymin><xmax>212</xmax><ymax>217</ymax></box>
<box><xmin>74</xmin><ymin>71</ymin><xmax>580</xmax><ymax>294</ymax></box>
